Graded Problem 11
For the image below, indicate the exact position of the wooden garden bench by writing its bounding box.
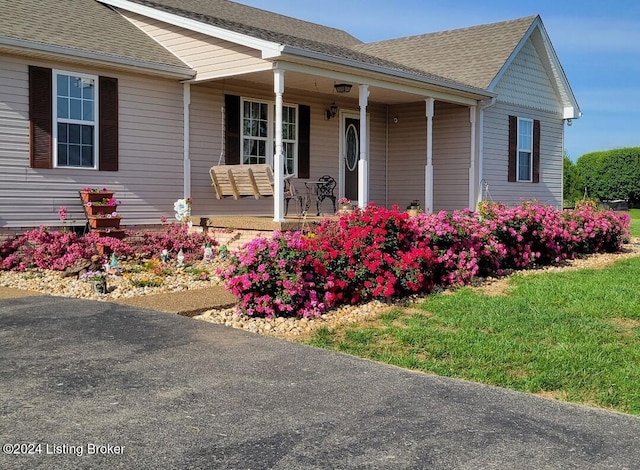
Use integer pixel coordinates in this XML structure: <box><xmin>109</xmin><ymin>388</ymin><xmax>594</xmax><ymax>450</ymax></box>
<box><xmin>209</xmin><ymin>164</ymin><xmax>275</xmax><ymax>200</ymax></box>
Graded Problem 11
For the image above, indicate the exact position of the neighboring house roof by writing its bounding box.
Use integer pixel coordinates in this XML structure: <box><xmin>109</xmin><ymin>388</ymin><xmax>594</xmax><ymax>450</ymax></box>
<box><xmin>354</xmin><ymin>16</ymin><xmax>537</xmax><ymax>90</ymax></box>
<box><xmin>0</xmin><ymin>0</ymin><xmax>193</xmax><ymax>78</ymax></box>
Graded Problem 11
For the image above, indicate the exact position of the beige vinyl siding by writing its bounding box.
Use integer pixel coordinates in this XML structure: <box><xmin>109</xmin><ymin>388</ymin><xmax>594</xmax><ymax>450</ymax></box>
<box><xmin>493</xmin><ymin>38</ymin><xmax>560</xmax><ymax>113</ymax></box>
<box><xmin>387</xmin><ymin>103</ymin><xmax>427</xmax><ymax>209</ymax></box>
<box><xmin>433</xmin><ymin>102</ymin><xmax>470</xmax><ymax>211</ymax></box>
<box><xmin>188</xmin><ymin>80</ymin><xmax>389</xmax><ymax>216</ymax></box>
<box><xmin>482</xmin><ymin>101</ymin><xmax>563</xmax><ymax>207</ymax></box>
<box><xmin>0</xmin><ymin>54</ymin><xmax>184</xmax><ymax>228</ymax></box>
<box><xmin>121</xmin><ymin>11</ymin><xmax>271</xmax><ymax>81</ymax></box>
<box><xmin>387</xmin><ymin>101</ymin><xmax>472</xmax><ymax>212</ymax></box>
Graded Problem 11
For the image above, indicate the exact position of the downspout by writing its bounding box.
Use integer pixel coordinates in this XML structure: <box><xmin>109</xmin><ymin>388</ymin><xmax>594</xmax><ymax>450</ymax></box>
<box><xmin>183</xmin><ymin>83</ymin><xmax>191</xmax><ymax>199</ymax></box>
<box><xmin>477</xmin><ymin>97</ymin><xmax>496</xmax><ymax>208</ymax></box>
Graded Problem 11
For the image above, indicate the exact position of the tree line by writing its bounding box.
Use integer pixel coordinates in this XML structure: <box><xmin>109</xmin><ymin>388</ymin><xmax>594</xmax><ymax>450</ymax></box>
<box><xmin>564</xmin><ymin>147</ymin><xmax>640</xmax><ymax>208</ymax></box>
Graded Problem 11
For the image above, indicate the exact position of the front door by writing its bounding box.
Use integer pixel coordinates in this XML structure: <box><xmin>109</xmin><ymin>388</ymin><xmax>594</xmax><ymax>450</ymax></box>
<box><xmin>343</xmin><ymin>116</ymin><xmax>359</xmax><ymax>202</ymax></box>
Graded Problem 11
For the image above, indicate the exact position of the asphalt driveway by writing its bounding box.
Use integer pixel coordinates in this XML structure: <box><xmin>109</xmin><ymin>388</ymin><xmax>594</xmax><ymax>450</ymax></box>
<box><xmin>1</xmin><ymin>295</ymin><xmax>639</xmax><ymax>469</ymax></box>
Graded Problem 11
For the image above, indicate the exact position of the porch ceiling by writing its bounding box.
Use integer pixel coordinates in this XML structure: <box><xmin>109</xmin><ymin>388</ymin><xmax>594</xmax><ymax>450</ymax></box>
<box><xmin>192</xmin><ymin>66</ymin><xmax>489</xmax><ymax>107</ymax></box>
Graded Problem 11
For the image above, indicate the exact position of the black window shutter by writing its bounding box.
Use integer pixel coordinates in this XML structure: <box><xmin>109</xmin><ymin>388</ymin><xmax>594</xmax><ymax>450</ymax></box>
<box><xmin>29</xmin><ymin>66</ymin><xmax>52</xmax><ymax>169</ymax></box>
<box><xmin>225</xmin><ymin>94</ymin><xmax>240</xmax><ymax>165</ymax></box>
<box><xmin>508</xmin><ymin>115</ymin><xmax>517</xmax><ymax>182</ymax></box>
<box><xmin>532</xmin><ymin>119</ymin><xmax>540</xmax><ymax>183</ymax></box>
<box><xmin>298</xmin><ymin>104</ymin><xmax>310</xmax><ymax>178</ymax></box>
<box><xmin>99</xmin><ymin>76</ymin><xmax>118</xmax><ymax>171</ymax></box>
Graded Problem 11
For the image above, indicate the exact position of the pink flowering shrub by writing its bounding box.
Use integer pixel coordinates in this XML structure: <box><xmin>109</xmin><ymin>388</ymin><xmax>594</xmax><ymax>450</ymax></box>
<box><xmin>221</xmin><ymin>231</ymin><xmax>325</xmax><ymax>318</ymax></box>
<box><xmin>0</xmin><ymin>223</ymin><xmax>215</xmax><ymax>271</ymax></box>
<box><xmin>0</xmin><ymin>227</ymin><xmax>95</xmax><ymax>271</ymax></box>
<box><xmin>222</xmin><ymin>202</ymin><xmax>630</xmax><ymax>318</ymax></box>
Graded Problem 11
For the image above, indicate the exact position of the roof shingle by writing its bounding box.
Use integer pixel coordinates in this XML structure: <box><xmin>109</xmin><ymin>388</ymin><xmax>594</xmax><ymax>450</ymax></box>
<box><xmin>0</xmin><ymin>0</ymin><xmax>191</xmax><ymax>73</ymax></box>
<box><xmin>354</xmin><ymin>16</ymin><xmax>537</xmax><ymax>89</ymax></box>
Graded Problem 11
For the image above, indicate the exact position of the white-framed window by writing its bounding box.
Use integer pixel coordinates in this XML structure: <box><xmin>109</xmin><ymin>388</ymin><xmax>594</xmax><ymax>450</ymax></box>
<box><xmin>517</xmin><ymin>117</ymin><xmax>533</xmax><ymax>182</ymax></box>
<box><xmin>241</xmin><ymin>98</ymin><xmax>298</xmax><ymax>176</ymax></box>
<box><xmin>53</xmin><ymin>70</ymin><xmax>98</xmax><ymax>169</ymax></box>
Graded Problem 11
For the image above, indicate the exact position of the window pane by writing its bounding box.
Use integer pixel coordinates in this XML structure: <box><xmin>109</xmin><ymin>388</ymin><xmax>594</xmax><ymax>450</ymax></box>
<box><xmin>518</xmin><ymin>151</ymin><xmax>531</xmax><ymax>181</ymax></box>
<box><xmin>57</xmin><ymin>75</ymin><xmax>69</xmax><ymax>97</ymax></box>
<box><xmin>68</xmin><ymin>124</ymin><xmax>80</xmax><ymax>144</ymax></box>
<box><xmin>518</xmin><ymin>120</ymin><xmax>532</xmax><ymax>151</ymax></box>
<box><xmin>57</xmin><ymin>97</ymin><xmax>68</xmax><ymax>119</ymax></box>
<box><xmin>69</xmin><ymin>77</ymin><xmax>82</xmax><ymax>98</ymax></box>
<box><xmin>82</xmin><ymin>80</ymin><xmax>94</xmax><ymax>100</ymax></box>
<box><xmin>81</xmin><ymin>145</ymin><xmax>94</xmax><ymax>167</ymax></box>
<box><xmin>57</xmin><ymin>123</ymin><xmax>68</xmax><ymax>142</ymax></box>
<box><xmin>57</xmin><ymin>143</ymin><xmax>68</xmax><ymax>166</ymax></box>
<box><xmin>81</xmin><ymin>125</ymin><xmax>93</xmax><ymax>145</ymax></box>
<box><xmin>83</xmin><ymin>101</ymin><xmax>94</xmax><ymax>121</ymax></box>
<box><xmin>68</xmin><ymin>145</ymin><xmax>81</xmax><ymax>166</ymax></box>
<box><xmin>69</xmin><ymin>98</ymin><xmax>82</xmax><ymax>120</ymax></box>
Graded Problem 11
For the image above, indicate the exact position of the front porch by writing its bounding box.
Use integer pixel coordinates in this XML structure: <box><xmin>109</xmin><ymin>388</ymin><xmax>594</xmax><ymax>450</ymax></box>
<box><xmin>191</xmin><ymin>214</ymin><xmax>333</xmax><ymax>251</ymax></box>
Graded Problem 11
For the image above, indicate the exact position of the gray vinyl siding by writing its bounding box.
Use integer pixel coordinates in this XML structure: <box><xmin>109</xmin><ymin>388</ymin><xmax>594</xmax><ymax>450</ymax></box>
<box><xmin>0</xmin><ymin>54</ymin><xmax>184</xmax><ymax>229</ymax></box>
<box><xmin>482</xmin><ymin>36</ymin><xmax>565</xmax><ymax>207</ymax></box>
<box><xmin>482</xmin><ymin>102</ymin><xmax>563</xmax><ymax>207</ymax></box>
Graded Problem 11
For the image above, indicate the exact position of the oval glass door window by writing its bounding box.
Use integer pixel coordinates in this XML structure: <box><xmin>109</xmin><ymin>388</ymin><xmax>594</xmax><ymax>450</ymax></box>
<box><xmin>345</xmin><ymin>123</ymin><xmax>359</xmax><ymax>172</ymax></box>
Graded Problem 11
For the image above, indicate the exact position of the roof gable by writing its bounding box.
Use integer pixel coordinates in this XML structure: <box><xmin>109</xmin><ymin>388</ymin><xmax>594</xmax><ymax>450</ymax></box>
<box><xmin>354</xmin><ymin>16</ymin><xmax>536</xmax><ymax>90</ymax></box>
<box><xmin>0</xmin><ymin>0</ymin><xmax>192</xmax><ymax>76</ymax></box>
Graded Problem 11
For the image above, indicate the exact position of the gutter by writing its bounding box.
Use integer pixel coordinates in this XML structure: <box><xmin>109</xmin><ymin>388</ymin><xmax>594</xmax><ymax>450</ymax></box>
<box><xmin>0</xmin><ymin>36</ymin><xmax>195</xmax><ymax>79</ymax></box>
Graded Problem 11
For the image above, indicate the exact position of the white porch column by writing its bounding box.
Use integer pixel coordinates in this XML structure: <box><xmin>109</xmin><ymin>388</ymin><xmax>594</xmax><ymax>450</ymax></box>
<box><xmin>425</xmin><ymin>97</ymin><xmax>434</xmax><ymax>213</ymax></box>
<box><xmin>183</xmin><ymin>83</ymin><xmax>191</xmax><ymax>199</ymax></box>
<box><xmin>273</xmin><ymin>69</ymin><xmax>285</xmax><ymax>222</ymax></box>
<box><xmin>358</xmin><ymin>84</ymin><xmax>369</xmax><ymax>208</ymax></box>
<box><xmin>468</xmin><ymin>105</ymin><xmax>477</xmax><ymax>209</ymax></box>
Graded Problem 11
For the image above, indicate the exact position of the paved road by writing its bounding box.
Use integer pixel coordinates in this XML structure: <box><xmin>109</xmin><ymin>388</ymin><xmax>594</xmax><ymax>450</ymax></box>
<box><xmin>1</xmin><ymin>296</ymin><xmax>639</xmax><ymax>469</ymax></box>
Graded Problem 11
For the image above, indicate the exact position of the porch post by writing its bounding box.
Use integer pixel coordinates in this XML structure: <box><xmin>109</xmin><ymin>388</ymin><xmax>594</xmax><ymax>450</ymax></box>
<box><xmin>469</xmin><ymin>105</ymin><xmax>477</xmax><ymax>209</ymax></box>
<box><xmin>183</xmin><ymin>83</ymin><xmax>191</xmax><ymax>199</ymax></box>
<box><xmin>425</xmin><ymin>97</ymin><xmax>434</xmax><ymax>213</ymax></box>
<box><xmin>358</xmin><ymin>84</ymin><xmax>369</xmax><ymax>208</ymax></box>
<box><xmin>273</xmin><ymin>69</ymin><xmax>285</xmax><ymax>222</ymax></box>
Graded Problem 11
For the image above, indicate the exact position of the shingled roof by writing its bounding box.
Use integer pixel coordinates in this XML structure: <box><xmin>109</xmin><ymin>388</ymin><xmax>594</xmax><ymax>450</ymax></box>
<box><xmin>0</xmin><ymin>0</ymin><xmax>192</xmax><ymax>76</ymax></box>
<box><xmin>354</xmin><ymin>16</ymin><xmax>537</xmax><ymax>90</ymax></box>
<box><xmin>122</xmin><ymin>0</ymin><xmax>487</xmax><ymax>93</ymax></box>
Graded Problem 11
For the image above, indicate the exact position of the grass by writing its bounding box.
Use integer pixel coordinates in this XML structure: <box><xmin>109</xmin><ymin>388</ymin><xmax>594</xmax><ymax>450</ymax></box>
<box><xmin>307</xmin><ymin>257</ymin><xmax>640</xmax><ymax>415</ymax></box>
<box><xmin>628</xmin><ymin>208</ymin><xmax>640</xmax><ymax>237</ymax></box>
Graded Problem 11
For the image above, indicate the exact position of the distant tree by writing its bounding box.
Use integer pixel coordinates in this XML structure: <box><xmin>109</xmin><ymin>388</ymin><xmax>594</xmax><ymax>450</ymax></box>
<box><xmin>576</xmin><ymin>147</ymin><xmax>640</xmax><ymax>206</ymax></box>
<box><xmin>563</xmin><ymin>155</ymin><xmax>584</xmax><ymax>206</ymax></box>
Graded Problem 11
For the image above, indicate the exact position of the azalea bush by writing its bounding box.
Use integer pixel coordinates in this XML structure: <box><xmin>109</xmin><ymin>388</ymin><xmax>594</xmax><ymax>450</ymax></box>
<box><xmin>0</xmin><ymin>223</ymin><xmax>216</xmax><ymax>271</ymax></box>
<box><xmin>222</xmin><ymin>202</ymin><xmax>630</xmax><ymax>319</ymax></box>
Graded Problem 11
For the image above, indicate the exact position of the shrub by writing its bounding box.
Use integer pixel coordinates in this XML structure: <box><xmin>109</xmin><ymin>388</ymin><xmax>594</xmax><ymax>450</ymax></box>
<box><xmin>222</xmin><ymin>203</ymin><xmax>630</xmax><ymax>319</ymax></box>
<box><xmin>0</xmin><ymin>223</ymin><xmax>216</xmax><ymax>271</ymax></box>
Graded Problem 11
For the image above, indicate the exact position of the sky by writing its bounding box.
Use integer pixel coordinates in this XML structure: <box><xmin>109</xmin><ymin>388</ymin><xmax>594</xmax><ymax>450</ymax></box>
<box><xmin>237</xmin><ymin>0</ymin><xmax>640</xmax><ymax>160</ymax></box>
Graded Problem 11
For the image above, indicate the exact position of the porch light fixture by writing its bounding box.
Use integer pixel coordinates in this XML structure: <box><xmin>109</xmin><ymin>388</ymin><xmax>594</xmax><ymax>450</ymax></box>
<box><xmin>334</xmin><ymin>83</ymin><xmax>352</xmax><ymax>93</ymax></box>
<box><xmin>325</xmin><ymin>101</ymin><xmax>338</xmax><ymax>120</ymax></box>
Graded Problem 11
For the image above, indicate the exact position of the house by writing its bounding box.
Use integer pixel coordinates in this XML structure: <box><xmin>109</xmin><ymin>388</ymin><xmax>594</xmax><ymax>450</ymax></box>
<box><xmin>0</xmin><ymin>0</ymin><xmax>580</xmax><ymax>234</ymax></box>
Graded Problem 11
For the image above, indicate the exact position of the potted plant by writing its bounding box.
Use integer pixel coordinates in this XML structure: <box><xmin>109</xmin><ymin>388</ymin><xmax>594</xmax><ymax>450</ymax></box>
<box><xmin>406</xmin><ymin>200</ymin><xmax>421</xmax><ymax>216</ymax></box>
<box><xmin>88</xmin><ymin>212</ymin><xmax>121</xmax><ymax>229</ymax></box>
<box><xmin>84</xmin><ymin>196</ymin><xmax>120</xmax><ymax>216</ymax></box>
<box><xmin>79</xmin><ymin>186</ymin><xmax>114</xmax><ymax>204</ymax></box>
<box><xmin>80</xmin><ymin>270</ymin><xmax>107</xmax><ymax>294</ymax></box>
<box><xmin>337</xmin><ymin>197</ymin><xmax>353</xmax><ymax>213</ymax></box>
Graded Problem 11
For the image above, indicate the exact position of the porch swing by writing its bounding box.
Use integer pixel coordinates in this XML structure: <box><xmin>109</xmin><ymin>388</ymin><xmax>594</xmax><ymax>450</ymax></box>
<box><xmin>209</xmin><ymin>103</ymin><xmax>275</xmax><ymax>200</ymax></box>
<box><xmin>209</xmin><ymin>104</ymin><xmax>303</xmax><ymax>215</ymax></box>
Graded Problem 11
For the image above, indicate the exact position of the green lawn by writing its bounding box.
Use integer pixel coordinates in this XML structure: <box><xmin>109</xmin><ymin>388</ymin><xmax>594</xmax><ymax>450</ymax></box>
<box><xmin>629</xmin><ymin>208</ymin><xmax>640</xmax><ymax>237</ymax></box>
<box><xmin>307</xmin><ymin>257</ymin><xmax>640</xmax><ymax>415</ymax></box>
